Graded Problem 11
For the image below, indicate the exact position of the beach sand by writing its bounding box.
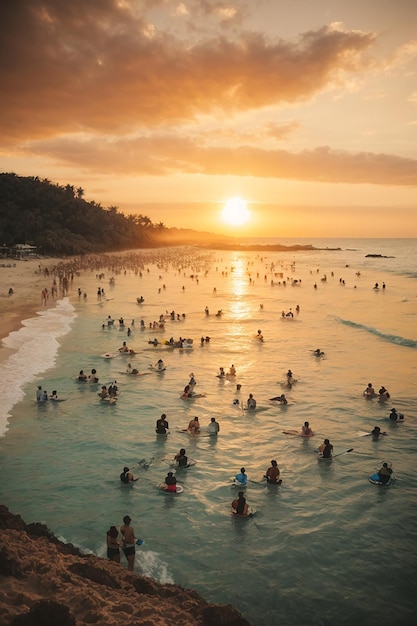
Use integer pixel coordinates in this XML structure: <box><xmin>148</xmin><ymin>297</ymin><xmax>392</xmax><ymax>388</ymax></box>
<box><xmin>0</xmin><ymin>257</ymin><xmax>65</xmax><ymax>343</ymax></box>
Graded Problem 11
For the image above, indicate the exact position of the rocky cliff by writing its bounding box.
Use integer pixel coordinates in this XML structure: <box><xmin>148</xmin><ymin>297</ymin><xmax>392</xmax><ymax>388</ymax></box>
<box><xmin>0</xmin><ymin>506</ymin><xmax>250</xmax><ymax>626</ymax></box>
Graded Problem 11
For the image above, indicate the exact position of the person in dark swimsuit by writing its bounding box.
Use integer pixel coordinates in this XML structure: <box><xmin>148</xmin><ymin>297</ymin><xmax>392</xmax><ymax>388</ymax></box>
<box><xmin>232</xmin><ymin>492</ymin><xmax>249</xmax><ymax>516</ymax></box>
<box><xmin>156</xmin><ymin>413</ymin><xmax>169</xmax><ymax>434</ymax></box>
<box><xmin>106</xmin><ymin>526</ymin><xmax>120</xmax><ymax>563</ymax></box>
<box><xmin>174</xmin><ymin>448</ymin><xmax>188</xmax><ymax>467</ymax></box>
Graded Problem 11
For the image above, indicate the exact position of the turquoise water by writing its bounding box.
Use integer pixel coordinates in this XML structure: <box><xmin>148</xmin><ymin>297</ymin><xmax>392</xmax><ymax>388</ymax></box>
<box><xmin>1</xmin><ymin>239</ymin><xmax>416</xmax><ymax>626</ymax></box>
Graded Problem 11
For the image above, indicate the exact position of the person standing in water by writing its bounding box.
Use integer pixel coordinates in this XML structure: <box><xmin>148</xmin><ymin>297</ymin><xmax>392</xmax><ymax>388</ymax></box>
<box><xmin>232</xmin><ymin>491</ymin><xmax>249</xmax><ymax>516</ymax></box>
<box><xmin>174</xmin><ymin>448</ymin><xmax>188</xmax><ymax>467</ymax></box>
<box><xmin>120</xmin><ymin>515</ymin><xmax>136</xmax><ymax>571</ymax></box>
<box><xmin>318</xmin><ymin>439</ymin><xmax>333</xmax><ymax>458</ymax></box>
<box><xmin>207</xmin><ymin>417</ymin><xmax>220</xmax><ymax>435</ymax></box>
<box><xmin>247</xmin><ymin>394</ymin><xmax>256</xmax><ymax>410</ymax></box>
<box><xmin>301</xmin><ymin>422</ymin><xmax>313</xmax><ymax>437</ymax></box>
<box><xmin>155</xmin><ymin>413</ymin><xmax>169</xmax><ymax>434</ymax></box>
<box><xmin>264</xmin><ymin>460</ymin><xmax>281</xmax><ymax>484</ymax></box>
<box><xmin>106</xmin><ymin>526</ymin><xmax>121</xmax><ymax>563</ymax></box>
<box><xmin>235</xmin><ymin>467</ymin><xmax>248</xmax><ymax>485</ymax></box>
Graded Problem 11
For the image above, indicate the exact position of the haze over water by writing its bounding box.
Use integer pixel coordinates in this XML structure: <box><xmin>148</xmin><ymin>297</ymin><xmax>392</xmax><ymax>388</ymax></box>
<box><xmin>1</xmin><ymin>238</ymin><xmax>416</xmax><ymax>626</ymax></box>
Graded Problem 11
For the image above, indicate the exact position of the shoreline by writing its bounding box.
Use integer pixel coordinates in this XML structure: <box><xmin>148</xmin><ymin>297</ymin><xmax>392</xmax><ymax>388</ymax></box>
<box><xmin>0</xmin><ymin>258</ymin><xmax>67</xmax><ymax>344</ymax></box>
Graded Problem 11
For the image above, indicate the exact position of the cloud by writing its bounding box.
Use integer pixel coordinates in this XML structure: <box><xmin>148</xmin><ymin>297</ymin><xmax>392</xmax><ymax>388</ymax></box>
<box><xmin>1</xmin><ymin>1</ymin><xmax>376</xmax><ymax>143</ymax></box>
<box><xmin>21</xmin><ymin>134</ymin><xmax>417</xmax><ymax>185</ymax></box>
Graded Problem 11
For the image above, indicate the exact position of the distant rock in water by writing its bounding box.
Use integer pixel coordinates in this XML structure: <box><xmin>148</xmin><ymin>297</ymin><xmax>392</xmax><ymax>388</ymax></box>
<box><xmin>0</xmin><ymin>505</ymin><xmax>251</xmax><ymax>626</ymax></box>
<box><xmin>365</xmin><ymin>254</ymin><xmax>395</xmax><ymax>258</ymax></box>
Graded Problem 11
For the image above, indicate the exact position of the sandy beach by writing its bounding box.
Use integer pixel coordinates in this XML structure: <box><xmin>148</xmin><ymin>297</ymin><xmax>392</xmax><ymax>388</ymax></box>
<box><xmin>0</xmin><ymin>257</ymin><xmax>67</xmax><ymax>343</ymax></box>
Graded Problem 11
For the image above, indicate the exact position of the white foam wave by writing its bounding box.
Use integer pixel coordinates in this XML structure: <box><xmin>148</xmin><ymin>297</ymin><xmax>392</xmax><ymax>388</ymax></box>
<box><xmin>0</xmin><ymin>298</ymin><xmax>76</xmax><ymax>437</ymax></box>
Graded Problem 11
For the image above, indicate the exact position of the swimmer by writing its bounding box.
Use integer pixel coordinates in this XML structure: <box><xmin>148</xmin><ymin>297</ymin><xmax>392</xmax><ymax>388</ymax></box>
<box><xmin>247</xmin><ymin>394</ymin><xmax>257</xmax><ymax>410</ymax></box>
<box><xmin>364</xmin><ymin>383</ymin><xmax>376</xmax><ymax>397</ymax></box>
<box><xmin>389</xmin><ymin>408</ymin><xmax>404</xmax><ymax>422</ymax></box>
<box><xmin>371</xmin><ymin>426</ymin><xmax>387</xmax><ymax>438</ymax></box>
<box><xmin>269</xmin><ymin>394</ymin><xmax>287</xmax><ymax>404</ymax></box>
<box><xmin>120</xmin><ymin>467</ymin><xmax>137</xmax><ymax>483</ymax></box>
<box><xmin>378</xmin><ymin>386</ymin><xmax>390</xmax><ymax>401</ymax></box>
<box><xmin>78</xmin><ymin>370</ymin><xmax>87</xmax><ymax>381</ymax></box>
<box><xmin>155</xmin><ymin>414</ymin><xmax>169</xmax><ymax>434</ymax></box>
<box><xmin>313</xmin><ymin>348</ymin><xmax>324</xmax><ymax>356</ymax></box>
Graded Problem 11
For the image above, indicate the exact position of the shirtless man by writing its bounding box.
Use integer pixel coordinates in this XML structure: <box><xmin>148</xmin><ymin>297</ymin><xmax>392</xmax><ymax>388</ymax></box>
<box><xmin>301</xmin><ymin>421</ymin><xmax>313</xmax><ymax>437</ymax></box>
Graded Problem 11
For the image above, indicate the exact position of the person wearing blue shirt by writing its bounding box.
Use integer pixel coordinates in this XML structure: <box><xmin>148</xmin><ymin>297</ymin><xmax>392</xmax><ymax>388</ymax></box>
<box><xmin>235</xmin><ymin>467</ymin><xmax>248</xmax><ymax>485</ymax></box>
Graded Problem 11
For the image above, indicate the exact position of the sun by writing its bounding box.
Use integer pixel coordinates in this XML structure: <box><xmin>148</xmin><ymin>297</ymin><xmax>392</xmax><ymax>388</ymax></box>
<box><xmin>221</xmin><ymin>197</ymin><xmax>251</xmax><ymax>226</ymax></box>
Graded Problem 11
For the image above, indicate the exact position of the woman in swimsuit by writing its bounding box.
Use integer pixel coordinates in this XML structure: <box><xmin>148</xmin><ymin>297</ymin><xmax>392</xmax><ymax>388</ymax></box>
<box><xmin>106</xmin><ymin>526</ymin><xmax>120</xmax><ymax>563</ymax></box>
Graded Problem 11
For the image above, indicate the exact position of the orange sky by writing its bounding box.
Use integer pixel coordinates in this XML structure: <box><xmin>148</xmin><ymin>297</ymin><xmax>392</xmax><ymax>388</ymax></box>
<box><xmin>1</xmin><ymin>0</ymin><xmax>417</xmax><ymax>237</ymax></box>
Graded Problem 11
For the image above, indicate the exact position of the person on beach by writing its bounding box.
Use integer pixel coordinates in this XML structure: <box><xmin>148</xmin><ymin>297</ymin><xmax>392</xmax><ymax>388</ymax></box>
<box><xmin>120</xmin><ymin>467</ymin><xmax>137</xmax><ymax>483</ymax></box>
<box><xmin>364</xmin><ymin>383</ymin><xmax>376</xmax><ymax>397</ymax></box>
<box><xmin>187</xmin><ymin>416</ymin><xmax>200</xmax><ymax>434</ymax></box>
<box><xmin>120</xmin><ymin>515</ymin><xmax>136</xmax><ymax>571</ymax></box>
<box><xmin>377</xmin><ymin>463</ymin><xmax>393</xmax><ymax>485</ymax></box>
<box><xmin>264</xmin><ymin>460</ymin><xmax>281</xmax><ymax>484</ymax></box>
<box><xmin>174</xmin><ymin>448</ymin><xmax>188</xmax><ymax>467</ymax></box>
<box><xmin>235</xmin><ymin>468</ymin><xmax>248</xmax><ymax>485</ymax></box>
<box><xmin>164</xmin><ymin>471</ymin><xmax>177</xmax><ymax>492</ymax></box>
<box><xmin>106</xmin><ymin>526</ymin><xmax>121</xmax><ymax>563</ymax></box>
<box><xmin>232</xmin><ymin>491</ymin><xmax>249</xmax><ymax>516</ymax></box>
<box><xmin>301</xmin><ymin>421</ymin><xmax>313</xmax><ymax>437</ymax></box>
<box><xmin>36</xmin><ymin>385</ymin><xmax>43</xmax><ymax>402</ymax></box>
<box><xmin>207</xmin><ymin>417</ymin><xmax>220</xmax><ymax>435</ymax></box>
<box><xmin>156</xmin><ymin>414</ymin><xmax>169</xmax><ymax>434</ymax></box>
<box><xmin>247</xmin><ymin>394</ymin><xmax>256</xmax><ymax>410</ymax></box>
<box><xmin>389</xmin><ymin>408</ymin><xmax>404</xmax><ymax>422</ymax></box>
<box><xmin>318</xmin><ymin>439</ymin><xmax>333</xmax><ymax>458</ymax></box>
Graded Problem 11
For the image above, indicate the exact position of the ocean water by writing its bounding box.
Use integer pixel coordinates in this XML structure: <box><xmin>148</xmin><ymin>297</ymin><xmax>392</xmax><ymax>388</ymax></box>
<box><xmin>0</xmin><ymin>238</ymin><xmax>416</xmax><ymax>626</ymax></box>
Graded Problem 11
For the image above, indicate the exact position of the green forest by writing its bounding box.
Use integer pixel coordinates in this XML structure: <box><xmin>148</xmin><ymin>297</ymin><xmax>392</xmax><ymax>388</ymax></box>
<box><xmin>0</xmin><ymin>173</ymin><xmax>179</xmax><ymax>256</ymax></box>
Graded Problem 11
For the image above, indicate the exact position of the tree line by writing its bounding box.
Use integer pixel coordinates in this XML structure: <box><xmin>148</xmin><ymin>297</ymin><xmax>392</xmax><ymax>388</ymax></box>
<box><xmin>0</xmin><ymin>173</ymin><xmax>168</xmax><ymax>256</ymax></box>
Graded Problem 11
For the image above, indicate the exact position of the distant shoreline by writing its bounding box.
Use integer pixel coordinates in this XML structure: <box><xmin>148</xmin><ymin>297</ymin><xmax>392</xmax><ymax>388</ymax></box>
<box><xmin>199</xmin><ymin>243</ymin><xmax>342</xmax><ymax>252</ymax></box>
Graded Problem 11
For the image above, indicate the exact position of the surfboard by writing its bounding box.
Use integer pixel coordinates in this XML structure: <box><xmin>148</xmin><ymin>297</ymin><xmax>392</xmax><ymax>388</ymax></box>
<box><xmin>101</xmin><ymin>352</ymin><xmax>119</xmax><ymax>359</ymax></box>
<box><xmin>231</xmin><ymin>479</ymin><xmax>248</xmax><ymax>488</ymax></box>
<box><xmin>157</xmin><ymin>484</ymin><xmax>184</xmax><ymax>494</ymax></box>
<box><xmin>368</xmin><ymin>473</ymin><xmax>392</xmax><ymax>485</ymax></box>
<box><xmin>231</xmin><ymin>506</ymin><xmax>257</xmax><ymax>517</ymax></box>
<box><xmin>282</xmin><ymin>429</ymin><xmax>300</xmax><ymax>436</ymax></box>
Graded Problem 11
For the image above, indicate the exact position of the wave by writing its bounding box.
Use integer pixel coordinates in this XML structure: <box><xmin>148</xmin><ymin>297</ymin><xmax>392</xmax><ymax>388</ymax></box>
<box><xmin>0</xmin><ymin>298</ymin><xmax>76</xmax><ymax>437</ymax></box>
<box><xmin>336</xmin><ymin>318</ymin><xmax>417</xmax><ymax>349</ymax></box>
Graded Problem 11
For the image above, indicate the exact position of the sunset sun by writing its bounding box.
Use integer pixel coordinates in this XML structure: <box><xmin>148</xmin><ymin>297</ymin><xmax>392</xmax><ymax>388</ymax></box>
<box><xmin>221</xmin><ymin>197</ymin><xmax>251</xmax><ymax>227</ymax></box>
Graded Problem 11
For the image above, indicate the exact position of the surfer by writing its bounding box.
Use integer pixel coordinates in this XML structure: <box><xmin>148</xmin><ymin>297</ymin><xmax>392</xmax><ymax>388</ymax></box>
<box><xmin>174</xmin><ymin>448</ymin><xmax>188</xmax><ymax>467</ymax></box>
<box><xmin>232</xmin><ymin>491</ymin><xmax>249</xmax><ymax>516</ymax></box>
<box><xmin>188</xmin><ymin>373</ymin><xmax>197</xmax><ymax>394</ymax></box>
<box><xmin>164</xmin><ymin>471</ymin><xmax>177</xmax><ymax>492</ymax></box>
<box><xmin>270</xmin><ymin>394</ymin><xmax>287</xmax><ymax>404</ymax></box>
<box><xmin>389</xmin><ymin>408</ymin><xmax>404</xmax><ymax>422</ymax></box>
<box><xmin>235</xmin><ymin>468</ymin><xmax>248</xmax><ymax>485</ymax></box>
<box><xmin>187</xmin><ymin>417</ymin><xmax>200</xmax><ymax>434</ymax></box>
<box><xmin>207</xmin><ymin>417</ymin><xmax>220</xmax><ymax>435</ymax></box>
<box><xmin>377</xmin><ymin>462</ymin><xmax>393</xmax><ymax>485</ymax></box>
<box><xmin>318</xmin><ymin>438</ymin><xmax>333</xmax><ymax>458</ymax></box>
<box><xmin>247</xmin><ymin>394</ymin><xmax>257</xmax><ymax>410</ymax></box>
<box><xmin>120</xmin><ymin>467</ymin><xmax>137</xmax><ymax>483</ymax></box>
<box><xmin>301</xmin><ymin>421</ymin><xmax>313</xmax><ymax>437</ymax></box>
<box><xmin>264</xmin><ymin>460</ymin><xmax>281</xmax><ymax>484</ymax></box>
<box><xmin>181</xmin><ymin>384</ymin><xmax>192</xmax><ymax>398</ymax></box>
<box><xmin>371</xmin><ymin>426</ymin><xmax>387</xmax><ymax>438</ymax></box>
<box><xmin>155</xmin><ymin>413</ymin><xmax>169</xmax><ymax>434</ymax></box>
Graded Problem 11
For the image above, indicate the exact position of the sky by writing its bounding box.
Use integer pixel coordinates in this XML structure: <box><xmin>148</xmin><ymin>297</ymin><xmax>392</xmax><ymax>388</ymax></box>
<box><xmin>1</xmin><ymin>0</ymin><xmax>417</xmax><ymax>237</ymax></box>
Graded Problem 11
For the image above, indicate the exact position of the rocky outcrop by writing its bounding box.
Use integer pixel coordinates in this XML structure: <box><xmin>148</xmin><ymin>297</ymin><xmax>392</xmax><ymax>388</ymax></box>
<box><xmin>0</xmin><ymin>506</ymin><xmax>250</xmax><ymax>626</ymax></box>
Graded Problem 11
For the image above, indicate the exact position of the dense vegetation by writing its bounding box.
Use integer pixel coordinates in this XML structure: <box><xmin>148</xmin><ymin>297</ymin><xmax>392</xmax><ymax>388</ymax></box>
<box><xmin>0</xmin><ymin>173</ymin><xmax>169</xmax><ymax>255</ymax></box>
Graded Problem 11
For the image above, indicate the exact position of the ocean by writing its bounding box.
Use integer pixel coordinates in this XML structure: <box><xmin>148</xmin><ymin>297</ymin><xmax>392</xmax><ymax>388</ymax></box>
<box><xmin>0</xmin><ymin>238</ymin><xmax>416</xmax><ymax>626</ymax></box>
